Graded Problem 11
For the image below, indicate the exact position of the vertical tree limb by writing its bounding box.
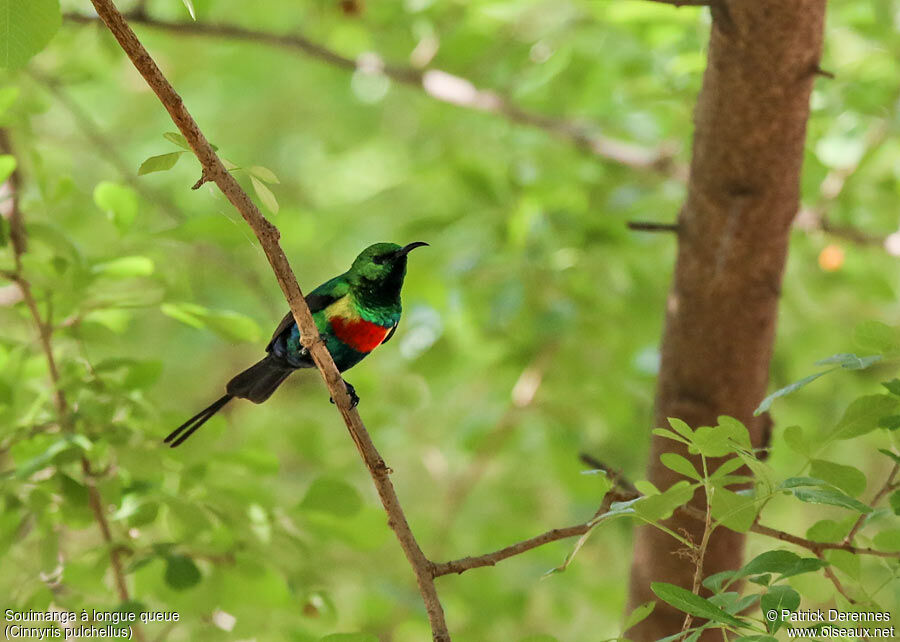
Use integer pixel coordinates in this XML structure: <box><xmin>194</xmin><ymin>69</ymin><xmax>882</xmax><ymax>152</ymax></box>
<box><xmin>626</xmin><ymin>1</ymin><xmax>827</xmax><ymax>638</ymax></box>
<box><xmin>84</xmin><ymin>1</ymin><xmax>449</xmax><ymax>638</ymax></box>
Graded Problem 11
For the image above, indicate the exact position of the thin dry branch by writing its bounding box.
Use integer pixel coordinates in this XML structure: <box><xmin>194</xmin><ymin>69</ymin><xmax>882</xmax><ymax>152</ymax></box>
<box><xmin>64</xmin><ymin>11</ymin><xmax>680</xmax><ymax>177</ymax></box>
<box><xmin>83</xmin><ymin>1</ymin><xmax>449</xmax><ymax>638</ymax></box>
<box><xmin>843</xmin><ymin>462</ymin><xmax>899</xmax><ymax>546</ymax></box>
<box><xmin>644</xmin><ymin>0</ymin><xmax>711</xmax><ymax>6</ymax></box>
<box><xmin>433</xmin><ymin>487</ymin><xmax>637</xmax><ymax>577</ymax></box>
<box><xmin>0</xmin><ymin>130</ymin><xmax>146</xmax><ymax>642</ymax></box>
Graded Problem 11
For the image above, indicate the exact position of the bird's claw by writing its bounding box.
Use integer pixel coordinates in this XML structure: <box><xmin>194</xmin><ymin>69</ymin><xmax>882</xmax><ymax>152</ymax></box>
<box><xmin>329</xmin><ymin>381</ymin><xmax>360</xmax><ymax>408</ymax></box>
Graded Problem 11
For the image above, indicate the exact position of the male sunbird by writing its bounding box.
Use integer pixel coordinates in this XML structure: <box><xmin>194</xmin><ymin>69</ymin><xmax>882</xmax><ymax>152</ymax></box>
<box><xmin>165</xmin><ymin>241</ymin><xmax>428</xmax><ymax>447</ymax></box>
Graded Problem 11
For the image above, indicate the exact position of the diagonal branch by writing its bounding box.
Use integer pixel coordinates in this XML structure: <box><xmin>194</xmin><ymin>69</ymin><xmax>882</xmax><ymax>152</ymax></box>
<box><xmin>83</xmin><ymin>1</ymin><xmax>449</xmax><ymax>638</ymax></box>
<box><xmin>64</xmin><ymin>11</ymin><xmax>681</xmax><ymax>177</ymax></box>
<box><xmin>0</xmin><ymin>131</ymin><xmax>147</xmax><ymax>642</ymax></box>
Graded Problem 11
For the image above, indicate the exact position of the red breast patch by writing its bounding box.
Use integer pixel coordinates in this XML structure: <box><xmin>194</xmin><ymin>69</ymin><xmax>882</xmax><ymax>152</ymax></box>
<box><xmin>330</xmin><ymin>317</ymin><xmax>390</xmax><ymax>353</ymax></box>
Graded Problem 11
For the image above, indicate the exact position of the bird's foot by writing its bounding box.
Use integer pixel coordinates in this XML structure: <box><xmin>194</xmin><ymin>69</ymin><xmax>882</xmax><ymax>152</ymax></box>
<box><xmin>330</xmin><ymin>380</ymin><xmax>360</xmax><ymax>408</ymax></box>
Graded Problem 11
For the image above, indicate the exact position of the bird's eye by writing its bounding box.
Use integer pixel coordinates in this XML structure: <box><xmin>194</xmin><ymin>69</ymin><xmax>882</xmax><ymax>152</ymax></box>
<box><xmin>372</xmin><ymin>254</ymin><xmax>388</xmax><ymax>265</ymax></box>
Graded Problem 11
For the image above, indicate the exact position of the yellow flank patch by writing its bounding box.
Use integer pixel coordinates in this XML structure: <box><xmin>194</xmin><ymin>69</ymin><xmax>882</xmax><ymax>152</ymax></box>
<box><xmin>325</xmin><ymin>295</ymin><xmax>360</xmax><ymax>320</ymax></box>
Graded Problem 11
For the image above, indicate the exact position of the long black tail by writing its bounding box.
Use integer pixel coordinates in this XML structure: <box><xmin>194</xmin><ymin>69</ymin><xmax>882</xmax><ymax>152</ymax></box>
<box><xmin>225</xmin><ymin>353</ymin><xmax>295</xmax><ymax>403</ymax></box>
<box><xmin>165</xmin><ymin>355</ymin><xmax>294</xmax><ymax>448</ymax></box>
<box><xmin>164</xmin><ymin>394</ymin><xmax>233</xmax><ymax>447</ymax></box>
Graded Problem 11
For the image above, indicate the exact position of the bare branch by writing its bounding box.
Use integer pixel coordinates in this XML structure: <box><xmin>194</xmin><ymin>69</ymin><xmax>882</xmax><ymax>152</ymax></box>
<box><xmin>843</xmin><ymin>462</ymin><xmax>899</xmax><ymax>547</ymax></box>
<box><xmin>433</xmin><ymin>488</ymin><xmax>636</xmax><ymax>577</ymax></box>
<box><xmin>64</xmin><ymin>11</ymin><xmax>681</xmax><ymax>177</ymax></box>
<box><xmin>83</xmin><ymin>1</ymin><xmax>449</xmax><ymax>637</ymax></box>
<box><xmin>627</xmin><ymin>221</ymin><xmax>680</xmax><ymax>233</ymax></box>
<box><xmin>0</xmin><ymin>130</ymin><xmax>147</xmax><ymax>642</ymax></box>
<box><xmin>643</xmin><ymin>0</ymin><xmax>711</xmax><ymax>6</ymax></box>
<box><xmin>818</xmin><ymin>552</ymin><xmax>858</xmax><ymax>604</ymax></box>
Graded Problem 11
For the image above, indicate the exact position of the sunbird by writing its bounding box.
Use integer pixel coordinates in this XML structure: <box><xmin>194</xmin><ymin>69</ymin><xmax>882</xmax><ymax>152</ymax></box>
<box><xmin>165</xmin><ymin>241</ymin><xmax>428</xmax><ymax>447</ymax></box>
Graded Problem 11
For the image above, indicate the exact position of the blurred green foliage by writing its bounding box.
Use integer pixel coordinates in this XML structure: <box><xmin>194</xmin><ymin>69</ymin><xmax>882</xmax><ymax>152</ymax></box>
<box><xmin>1</xmin><ymin>0</ymin><xmax>899</xmax><ymax>639</ymax></box>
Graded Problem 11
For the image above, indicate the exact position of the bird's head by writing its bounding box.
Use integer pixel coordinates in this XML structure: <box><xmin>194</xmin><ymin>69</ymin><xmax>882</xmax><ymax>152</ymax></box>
<box><xmin>348</xmin><ymin>242</ymin><xmax>428</xmax><ymax>303</ymax></box>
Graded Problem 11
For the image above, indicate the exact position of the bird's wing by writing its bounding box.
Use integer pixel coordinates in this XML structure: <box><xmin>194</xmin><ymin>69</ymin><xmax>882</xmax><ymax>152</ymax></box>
<box><xmin>266</xmin><ymin>276</ymin><xmax>350</xmax><ymax>352</ymax></box>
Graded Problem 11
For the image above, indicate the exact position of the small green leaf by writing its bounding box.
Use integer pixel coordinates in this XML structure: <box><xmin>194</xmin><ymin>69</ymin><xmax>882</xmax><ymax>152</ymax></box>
<box><xmin>755</xmin><ymin>370</ymin><xmax>832</xmax><ymax>415</ymax></box>
<box><xmin>660</xmin><ymin>453</ymin><xmax>701</xmax><ymax>481</ymax></box>
<box><xmin>878</xmin><ymin>449</ymin><xmax>900</xmax><ymax>465</ymax></box>
<box><xmin>833</xmin><ymin>394</ymin><xmax>900</xmax><ymax>440</ymax></box>
<box><xmin>710</xmin><ymin>487</ymin><xmax>758</xmax><ymax>532</ymax></box>
<box><xmin>702</xmin><ymin>570</ymin><xmax>736</xmax><ymax>592</ymax></box>
<box><xmin>634</xmin><ymin>481</ymin><xmax>695</xmax><ymax>522</ymax></box>
<box><xmin>92</xmin><ymin>256</ymin><xmax>155</xmax><ymax>278</ymax></box>
<box><xmin>889</xmin><ymin>491</ymin><xmax>900</xmax><ymax>516</ymax></box>
<box><xmin>0</xmin><ymin>154</ymin><xmax>16</xmax><ymax>183</ymax></box>
<box><xmin>668</xmin><ymin>417</ymin><xmax>694</xmax><ymax>439</ymax></box>
<box><xmin>83</xmin><ymin>309</ymin><xmax>132</xmax><ymax>334</ymax></box>
<box><xmin>93</xmin><ymin>181</ymin><xmax>138</xmax><ymax>232</ymax></box>
<box><xmin>809</xmin><ymin>460</ymin><xmax>866</xmax><ymax>497</ymax></box>
<box><xmin>202</xmin><ymin>309</ymin><xmax>262</xmax><ymax>343</ymax></box>
<box><xmin>824</xmin><ymin>549</ymin><xmax>859</xmax><ymax>579</ymax></box>
<box><xmin>717</xmin><ymin>416</ymin><xmax>752</xmax><ymax>450</ymax></box>
<box><xmin>783</xmin><ymin>426</ymin><xmax>809</xmax><ymax>457</ymax></box>
<box><xmin>878</xmin><ymin>415</ymin><xmax>900</xmax><ymax>430</ymax></box>
<box><xmin>779</xmin><ymin>477</ymin><xmax>827</xmax><ymax>489</ymax></box>
<box><xmin>883</xmin><ymin>379</ymin><xmax>900</xmax><ymax>397</ymax></box>
<box><xmin>160</xmin><ymin>302</ymin><xmax>207</xmax><ymax>329</ymax></box>
<box><xmin>251</xmin><ymin>176</ymin><xmax>279</xmax><ymax>214</ymax></box>
<box><xmin>690</xmin><ymin>426</ymin><xmax>735</xmax><ymax>458</ymax></box>
<box><xmin>806</xmin><ymin>518</ymin><xmax>853</xmax><ymax>543</ymax></box>
<box><xmin>650</xmin><ymin>582</ymin><xmax>744</xmax><ymax>627</ymax></box>
<box><xmin>0</xmin><ymin>0</ymin><xmax>61</xmax><ymax>71</ymax></box>
<box><xmin>622</xmin><ymin>601</ymin><xmax>655</xmax><ymax>633</ymax></box>
<box><xmin>710</xmin><ymin>456</ymin><xmax>744</xmax><ymax>480</ymax></box>
<box><xmin>0</xmin><ymin>86</ymin><xmax>20</xmax><ymax>118</ymax></box>
<box><xmin>163</xmin><ymin>132</ymin><xmax>191</xmax><ymax>150</ymax></box>
<box><xmin>792</xmin><ymin>488</ymin><xmax>872</xmax><ymax>513</ymax></box>
<box><xmin>873</xmin><ymin>529</ymin><xmax>900</xmax><ymax>552</ymax></box>
<box><xmin>740</xmin><ymin>550</ymin><xmax>802</xmax><ymax>577</ymax></box>
<box><xmin>652</xmin><ymin>428</ymin><xmax>690</xmax><ymax>445</ymax></box>
<box><xmin>164</xmin><ymin>555</ymin><xmax>201</xmax><ymax>590</ymax></box>
<box><xmin>816</xmin><ymin>352</ymin><xmax>882</xmax><ymax>369</ymax></box>
<box><xmin>248</xmin><ymin>165</ymin><xmax>280</xmax><ymax>184</ymax></box>
<box><xmin>854</xmin><ymin>321</ymin><xmax>900</xmax><ymax>355</ymax></box>
<box><xmin>299</xmin><ymin>477</ymin><xmax>363</xmax><ymax>518</ymax></box>
<box><xmin>138</xmin><ymin>152</ymin><xmax>183</xmax><ymax>175</ymax></box>
<box><xmin>761</xmin><ymin>586</ymin><xmax>800</xmax><ymax>634</ymax></box>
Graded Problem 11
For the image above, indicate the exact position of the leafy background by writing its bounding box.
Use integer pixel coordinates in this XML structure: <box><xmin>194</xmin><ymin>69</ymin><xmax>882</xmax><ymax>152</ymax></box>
<box><xmin>1</xmin><ymin>0</ymin><xmax>899</xmax><ymax>640</ymax></box>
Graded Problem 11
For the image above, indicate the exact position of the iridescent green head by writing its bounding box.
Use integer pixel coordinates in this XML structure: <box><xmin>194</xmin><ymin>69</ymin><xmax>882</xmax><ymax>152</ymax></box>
<box><xmin>348</xmin><ymin>242</ymin><xmax>428</xmax><ymax>306</ymax></box>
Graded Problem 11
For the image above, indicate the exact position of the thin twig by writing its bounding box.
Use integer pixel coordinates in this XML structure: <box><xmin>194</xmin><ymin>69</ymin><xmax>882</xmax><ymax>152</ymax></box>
<box><xmin>817</xmin><ymin>552</ymin><xmax>858</xmax><ymax>605</ymax></box>
<box><xmin>64</xmin><ymin>11</ymin><xmax>680</xmax><ymax>177</ymax></box>
<box><xmin>0</xmin><ymin>131</ymin><xmax>147</xmax><ymax>642</ymax></box>
<box><xmin>843</xmin><ymin>462</ymin><xmax>899</xmax><ymax>546</ymax></box>
<box><xmin>627</xmin><ymin>221</ymin><xmax>680</xmax><ymax>233</ymax></box>
<box><xmin>680</xmin><ymin>456</ymin><xmax>711</xmax><ymax>637</ymax></box>
<box><xmin>644</xmin><ymin>0</ymin><xmax>711</xmax><ymax>6</ymax></box>
<box><xmin>83</xmin><ymin>2</ymin><xmax>450</xmax><ymax>638</ymax></box>
<box><xmin>432</xmin><ymin>488</ymin><xmax>637</xmax><ymax>577</ymax></box>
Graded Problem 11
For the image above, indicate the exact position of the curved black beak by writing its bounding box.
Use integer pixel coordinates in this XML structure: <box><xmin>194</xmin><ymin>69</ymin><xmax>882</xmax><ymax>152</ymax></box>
<box><xmin>399</xmin><ymin>241</ymin><xmax>429</xmax><ymax>256</ymax></box>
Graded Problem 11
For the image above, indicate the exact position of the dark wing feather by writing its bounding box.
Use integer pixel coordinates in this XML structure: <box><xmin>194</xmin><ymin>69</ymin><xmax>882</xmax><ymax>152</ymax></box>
<box><xmin>265</xmin><ymin>282</ymin><xmax>347</xmax><ymax>352</ymax></box>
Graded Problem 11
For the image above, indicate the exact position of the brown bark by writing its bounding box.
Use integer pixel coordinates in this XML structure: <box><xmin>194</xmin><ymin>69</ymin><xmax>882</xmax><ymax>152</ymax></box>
<box><xmin>627</xmin><ymin>1</ymin><xmax>826</xmax><ymax>639</ymax></box>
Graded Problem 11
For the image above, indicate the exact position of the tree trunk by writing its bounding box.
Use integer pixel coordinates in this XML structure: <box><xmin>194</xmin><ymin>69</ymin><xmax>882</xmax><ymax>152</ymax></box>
<box><xmin>626</xmin><ymin>1</ymin><xmax>827</xmax><ymax>639</ymax></box>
